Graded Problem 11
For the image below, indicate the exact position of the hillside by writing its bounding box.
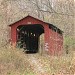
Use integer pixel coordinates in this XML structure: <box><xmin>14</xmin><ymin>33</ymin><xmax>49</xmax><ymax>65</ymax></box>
<box><xmin>0</xmin><ymin>46</ymin><xmax>75</xmax><ymax>75</ymax></box>
<box><xmin>0</xmin><ymin>0</ymin><xmax>75</xmax><ymax>75</ymax></box>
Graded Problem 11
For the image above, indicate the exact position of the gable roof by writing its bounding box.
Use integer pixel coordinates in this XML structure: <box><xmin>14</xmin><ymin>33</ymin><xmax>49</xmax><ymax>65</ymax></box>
<box><xmin>9</xmin><ymin>15</ymin><xmax>45</xmax><ymax>26</ymax></box>
<box><xmin>9</xmin><ymin>15</ymin><xmax>63</xmax><ymax>34</ymax></box>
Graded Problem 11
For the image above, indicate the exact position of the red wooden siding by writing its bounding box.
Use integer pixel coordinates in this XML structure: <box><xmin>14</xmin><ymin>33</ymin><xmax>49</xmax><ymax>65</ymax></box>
<box><xmin>9</xmin><ymin>15</ymin><xmax>63</xmax><ymax>55</ymax></box>
<box><xmin>49</xmin><ymin>29</ymin><xmax>63</xmax><ymax>55</ymax></box>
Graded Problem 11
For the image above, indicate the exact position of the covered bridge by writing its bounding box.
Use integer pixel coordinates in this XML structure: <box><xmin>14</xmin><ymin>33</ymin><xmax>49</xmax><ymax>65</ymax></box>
<box><xmin>9</xmin><ymin>15</ymin><xmax>63</xmax><ymax>55</ymax></box>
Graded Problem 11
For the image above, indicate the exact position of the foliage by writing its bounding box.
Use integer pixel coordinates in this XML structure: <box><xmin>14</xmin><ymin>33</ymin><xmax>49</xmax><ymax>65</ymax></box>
<box><xmin>0</xmin><ymin>45</ymin><xmax>75</xmax><ymax>75</ymax></box>
<box><xmin>0</xmin><ymin>46</ymin><xmax>34</xmax><ymax>75</ymax></box>
<box><xmin>0</xmin><ymin>0</ymin><xmax>74</xmax><ymax>45</ymax></box>
<box><xmin>63</xmin><ymin>36</ymin><xmax>75</xmax><ymax>54</ymax></box>
<box><xmin>64</xmin><ymin>36</ymin><xmax>75</xmax><ymax>46</ymax></box>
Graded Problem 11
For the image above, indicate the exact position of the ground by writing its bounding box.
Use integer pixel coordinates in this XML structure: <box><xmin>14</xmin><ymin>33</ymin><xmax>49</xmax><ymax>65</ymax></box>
<box><xmin>0</xmin><ymin>45</ymin><xmax>75</xmax><ymax>75</ymax></box>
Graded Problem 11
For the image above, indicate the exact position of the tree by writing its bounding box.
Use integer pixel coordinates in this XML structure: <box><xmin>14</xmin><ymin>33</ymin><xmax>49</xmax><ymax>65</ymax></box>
<box><xmin>0</xmin><ymin>0</ymin><xmax>75</xmax><ymax>51</ymax></box>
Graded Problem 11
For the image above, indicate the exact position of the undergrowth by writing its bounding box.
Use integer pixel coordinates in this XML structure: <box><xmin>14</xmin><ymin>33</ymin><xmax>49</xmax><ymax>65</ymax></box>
<box><xmin>0</xmin><ymin>45</ymin><xmax>75</xmax><ymax>75</ymax></box>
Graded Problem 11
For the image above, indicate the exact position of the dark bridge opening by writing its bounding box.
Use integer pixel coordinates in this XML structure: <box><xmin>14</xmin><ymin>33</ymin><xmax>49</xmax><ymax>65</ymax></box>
<box><xmin>16</xmin><ymin>24</ymin><xmax>44</xmax><ymax>53</ymax></box>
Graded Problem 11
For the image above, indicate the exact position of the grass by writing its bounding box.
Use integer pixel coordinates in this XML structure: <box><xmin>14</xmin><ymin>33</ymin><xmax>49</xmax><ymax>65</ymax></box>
<box><xmin>64</xmin><ymin>36</ymin><xmax>75</xmax><ymax>49</ymax></box>
<box><xmin>0</xmin><ymin>44</ymin><xmax>75</xmax><ymax>75</ymax></box>
<box><xmin>0</xmin><ymin>45</ymin><xmax>34</xmax><ymax>75</ymax></box>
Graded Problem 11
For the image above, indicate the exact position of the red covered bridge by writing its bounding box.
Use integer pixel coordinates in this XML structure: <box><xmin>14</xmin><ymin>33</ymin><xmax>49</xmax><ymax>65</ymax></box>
<box><xmin>9</xmin><ymin>15</ymin><xmax>63</xmax><ymax>55</ymax></box>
